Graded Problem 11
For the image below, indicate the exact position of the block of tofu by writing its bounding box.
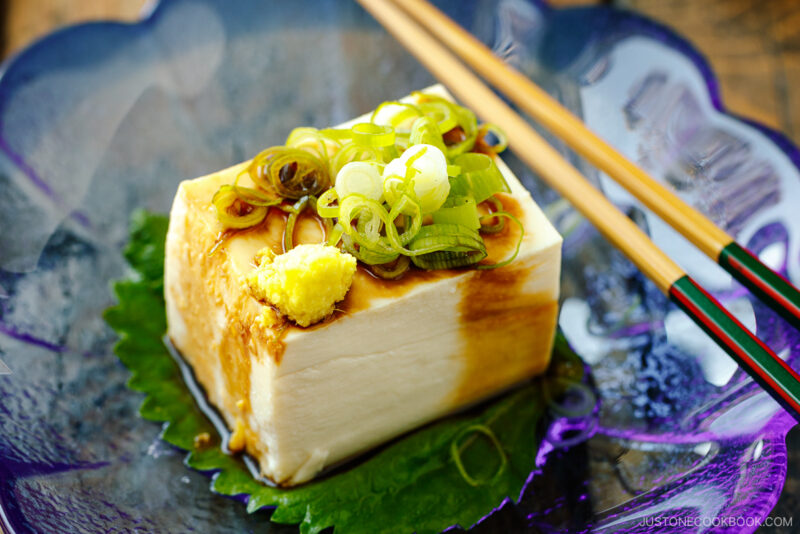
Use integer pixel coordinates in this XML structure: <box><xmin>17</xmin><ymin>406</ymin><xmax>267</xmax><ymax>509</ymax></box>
<box><xmin>164</xmin><ymin>86</ymin><xmax>562</xmax><ymax>486</ymax></box>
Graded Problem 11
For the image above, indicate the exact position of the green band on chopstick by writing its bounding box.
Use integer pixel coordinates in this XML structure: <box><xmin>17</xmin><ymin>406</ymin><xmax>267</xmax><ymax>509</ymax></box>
<box><xmin>669</xmin><ymin>275</ymin><xmax>800</xmax><ymax>422</ymax></box>
<box><xmin>718</xmin><ymin>242</ymin><xmax>800</xmax><ymax>331</ymax></box>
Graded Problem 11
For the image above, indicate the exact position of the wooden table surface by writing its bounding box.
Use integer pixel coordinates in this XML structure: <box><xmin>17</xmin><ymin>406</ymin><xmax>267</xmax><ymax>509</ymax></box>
<box><xmin>3</xmin><ymin>0</ymin><xmax>800</xmax><ymax>145</ymax></box>
<box><xmin>2</xmin><ymin>0</ymin><xmax>798</xmax><ymax>529</ymax></box>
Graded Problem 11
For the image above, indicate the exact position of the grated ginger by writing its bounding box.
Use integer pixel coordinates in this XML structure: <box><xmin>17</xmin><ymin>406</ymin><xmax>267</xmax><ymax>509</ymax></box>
<box><xmin>247</xmin><ymin>244</ymin><xmax>357</xmax><ymax>327</ymax></box>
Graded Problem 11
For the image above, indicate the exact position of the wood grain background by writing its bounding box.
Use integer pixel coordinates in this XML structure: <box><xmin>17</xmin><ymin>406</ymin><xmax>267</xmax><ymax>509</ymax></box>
<box><xmin>3</xmin><ymin>0</ymin><xmax>800</xmax><ymax>144</ymax></box>
<box><xmin>620</xmin><ymin>0</ymin><xmax>800</xmax><ymax>144</ymax></box>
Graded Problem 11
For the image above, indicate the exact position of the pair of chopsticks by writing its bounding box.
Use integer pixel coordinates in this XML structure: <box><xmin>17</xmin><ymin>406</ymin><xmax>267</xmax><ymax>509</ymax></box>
<box><xmin>358</xmin><ymin>0</ymin><xmax>800</xmax><ymax>422</ymax></box>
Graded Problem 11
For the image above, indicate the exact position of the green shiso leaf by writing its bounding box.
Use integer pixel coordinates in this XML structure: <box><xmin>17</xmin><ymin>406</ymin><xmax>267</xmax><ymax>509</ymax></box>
<box><xmin>106</xmin><ymin>210</ymin><xmax>583</xmax><ymax>534</ymax></box>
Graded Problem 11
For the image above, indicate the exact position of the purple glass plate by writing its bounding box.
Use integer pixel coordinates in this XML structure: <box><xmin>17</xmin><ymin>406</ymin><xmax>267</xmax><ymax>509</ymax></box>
<box><xmin>0</xmin><ymin>1</ymin><xmax>797</xmax><ymax>532</ymax></box>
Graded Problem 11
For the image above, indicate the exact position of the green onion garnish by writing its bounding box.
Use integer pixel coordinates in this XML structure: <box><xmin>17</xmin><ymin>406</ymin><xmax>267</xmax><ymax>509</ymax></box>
<box><xmin>212</xmin><ymin>185</ymin><xmax>268</xmax><ymax>229</ymax></box>
<box><xmin>408</xmin><ymin>223</ymin><xmax>487</xmax><ymax>269</ymax></box>
<box><xmin>370</xmin><ymin>255</ymin><xmax>411</xmax><ymax>280</ymax></box>
<box><xmin>351</xmin><ymin>122</ymin><xmax>396</xmax><ymax>148</ymax></box>
<box><xmin>335</xmin><ymin>161</ymin><xmax>384</xmax><ymax>202</ymax></box>
<box><xmin>452</xmin><ymin>153</ymin><xmax>510</xmax><ymax>203</ymax></box>
<box><xmin>331</xmin><ymin>142</ymin><xmax>386</xmax><ymax>177</ymax></box>
<box><xmin>450</xmin><ymin>424</ymin><xmax>508</xmax><ymax>487</ymax></box>
<box><xmin>478</xmin><ymin>123</ymin><xmax>508</xmax><ymax>154</ymax></box>
<box><xmin>476</xmin><ymin>211</ymin><xmax>524</xmax><ymax>270</ymax></box>
<box><xmin>409</xmin><ymin>115</ymin><xmax>446</xmax><ymax>153</ymax></box>
<box><xmin>479</xmin><ymin>195</ymin><xmax>506</xmax><ymax>234</ymax></box>
<box><xmin>383</xmin><ymin>144</ymin><xmax>450</xmax><ymax>214</ymax></box>
<box><xmin>282</xmin><ymin>196</ymin><xmax>310</xmax><ymax>252</ymax></box>
<box><xmin>210</xmin><ymin>91</ymin><xmax>523</xmax><ymax>275</ymax></box>
<box><xmin>370</xmin><ymin>101</ymin><xmax>422</xmax><ymax>129</ymax></box>
<box><xmin>432</xmin><ymin>195</ymin><xmax>481</xmax><ymax>230</ymax></box>
<box><xmin>285</xmin><ymin>127</ymin><xmax>336</xmax><ymax>161</ymax></box>
<box><xmin>418</xmin><ymin>100</ymin><xmax>458</xmax><ymax>133</ymax></box>
<box><xmin>412</xmin><ymin>92</ymin><xmax>479</xmax><ymax>158</ymax></box>
<box><xmin>249</xmin><ymin>146</ymin><xmax>330</xmax><ymax>200</ymax></box>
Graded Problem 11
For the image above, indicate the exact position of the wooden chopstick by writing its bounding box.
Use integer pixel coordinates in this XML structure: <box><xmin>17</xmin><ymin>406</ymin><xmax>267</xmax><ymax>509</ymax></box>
<box><xmin>390</xmin><ymin>0</ymin><xmax>800</xmax><ymax>334</ymax></box>
<box><xmin>357</xmin><ymin>0</ymin><xmax>800</xmax><ymax>422</ymax></box>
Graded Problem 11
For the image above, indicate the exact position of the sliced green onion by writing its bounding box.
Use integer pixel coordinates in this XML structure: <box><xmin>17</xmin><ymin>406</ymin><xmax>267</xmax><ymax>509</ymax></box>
<box><xmin>413</xmin><ymin>92</ymin><xmax>479</xmax><ymax>157</ymax></box>
<box><xmin>408</xmin><ymin>224</ymin><xmax>485</xmax><ymax>254</ymax></box>
<box><xmin>229</xmin><ymin>184</ymin><xmax>283</xmax><ymax>208</ymax></box>
<box><xmin>476</xmin><ymin>211</ymin><xmax>524</xmax><ymax>270</ymax></box>
<box><xmin>370</xmin><ymin>255</ymin><xmax>411</xmax><ymax>279</ymax></box>
<box><xmin>282</xmin><ymin>196</ymin><xmax>310</xmax><ymax>251</ymax></box>
<box><xmin>327</xmin><ymin>222</ymin><xmax>344</xmax><ymax>247</ymax></box>
<box><xmin>447</xmin><ymin>164</ymin><xmax>461</xmax><ymax>177</ymax></box>
<box><xmin>317</xmin><ymin>127</ymin><xmax>353</xmax><ymax>142</ymax></box>
<box><xmin>316</xmin><ymin>189</ymin><xmax>420</xmax><ymax>256</ymax></box>
<box><xmin>479</xmin><ymin>195</ymin><xmax>506</xmax><ymax>234</ymax></box>
<box><xmin>212</xmin><ymin>185</ymin><xmax>268</xmax><ymax>229</ymax></box>
<box><xmin>412</xmin><ymin>249</ymin><xmax>486</xmax><ymax>270</ymax></box>
<box><xmin>478</xmin><ymin>123</ymin><xmax>508</xmax><ymax>154</ymax></box>
<box><xmin>383</xmin><ymin>147</ymin><xmax>422</xmax><ymax>207</ymax></box>
<box><xmin>409</xmin><ymin>116</ymin><xmax>446</xmax><ymax>153</ymax></box>
<box><xmin>370</xmin><ymin>101</ymin><xmax>422</xmax><ymax>129</ymax></box>
<box><xmin>450</xmin><ymin>424</ymin><xmax>508</xmax><ymax>487</ymax></box>
<box><xmin>432</xmin><ymin>195</ymin><xmax>480</xmax><ymax>230</ymax></box>
<box><xmin>249</xmin><ymin>146</ymin><xmax>330</xmax><ymax>199</ymax></box>
<box><xmin>282</xmin><ymin>195</ymin><xmax>331</xmax><ymax>251</ymax></box>
<box><xmin>350</xmin><ymin>122</ymin><xmax>396</xmax><ymax>148</ymax></box>
<box><xmin>338</xmin><ymin>194</ymin><xmax>390</xmax><ymax>245</ymax></box>
<box><xmin>408</xmin><ymin>224</ymin><xmax>487</xmax><ymax>269</ymax></box>
<box><xmin>315</xmin><ymin>188</ymin><xmax>340</xmax><ymax>218</ymax></box>
<box><xmin>285</xmin><ymin>127</ymin><xmax>335</xmax><ymax>161</ymax></box>
<box><xmin>335</xmin><ymin>161</ymin><xmax>384</xmax><ymax>202</ymax></box>
<box><xmin>321</xmin><ymin>192</ymin><xmax>481</xmax><ymax>264</ymax></box>
<box><xmin>383</xmin><ymin>144</ymin><xmax>450</xmax><ymax>214</ymax></box>
<box><xmin>418</xmin><ymin>100</ymin><xmax>458</xmax><ymax>133</ymax></box>
<box><xmin>385</xmin><ymin>194</ymin><xmax>422</xmax><ymax>246</ymax></box>
<box><xmin>212</xmin><ymin>171</ymin><xmax>281</xmax><ymax>228</ymax></box>
<box><xmin>316</xmin><ymin>203</ymin><xmax>334</xmax><ymax>242</ymax></box>
<box><xmin>446</xmin><ymin>105</ymin><xmax>479</xmax><ymax>157</ymax></box>
<box><xmin>452</xmin><ymin>153</ymin><xmax>510</xmax><ymax>203</ymax></box>
<box><xmin>331</xmin><ymin>141</ymin><xmax>386</xmax><ymax>176</ymax></box>
<box><xmin>392</xmin><ymin>131</ymin><xmax>411</xmax><ymax>152</ymax></box>
<box><xmin>447</xmin><ymin>174</ymin><xmax>471</xmax><ymax>198</ymax></box>
<box><xmin>341</xmin><ymin>233</ymin><xmax>399</xmax><ymax>265</ymax></box>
